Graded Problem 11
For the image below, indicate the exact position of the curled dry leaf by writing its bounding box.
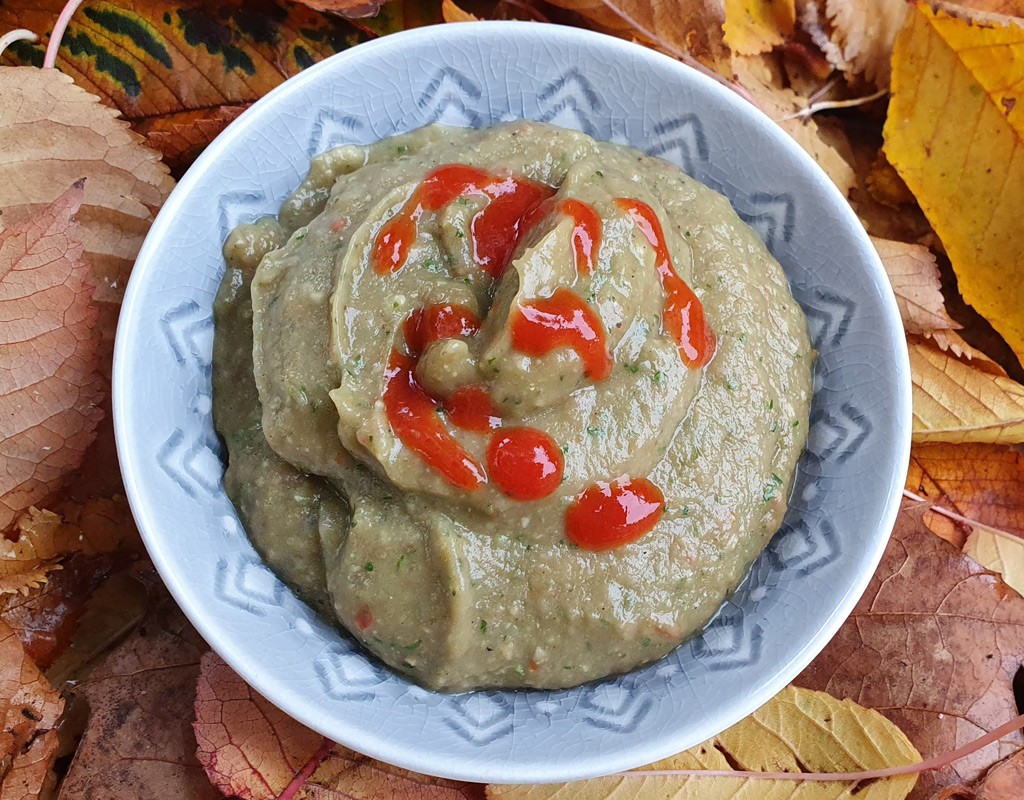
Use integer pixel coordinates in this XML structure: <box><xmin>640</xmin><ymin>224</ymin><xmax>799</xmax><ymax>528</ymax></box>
<box><xmin>0</xmin><ymin>66</ymin><xmax>172</xmax><ymax>347</ymax></box>
<box><xmin>872</xmin><ymin>236</ymin><xmax>959</xmax><ymax>337</ymax></box>
<box><xmin>824</xmin><ymin>0</ymin><xmax>908</xmax><ymax>86</ymax></box>
<box><xmin>442</xmin><ymin>0</ymin><xmax>481</xmax><ymax>23</ymax></box>
<box><xmin>195</xmin><ymin>652</ymin><xmax>484</xmax><ymax>800</ymax></box>
<box><xmin>970</xmin><ymin>748</ymin><xmax>1024</xmax><ymax>799</ymax></box>
<box><xmin>0</xmin><ymin>618</ymin><xmax>63</xmax><ymax>800</ymax></box>
<box><xmin>723</xmin><ymin>0</ymin><xmax>795</xmax><ymax>55</ymax></box>
<box><xmin>909</xmin><ymin>338</ymin><xmax>1024</xmax><ymax>443</ymax></box>
<box><xmin>796</xmin><ymin>505</ymin><xmax>1024</xmax><ymax>799</ymax></box>
<box><xmin>490</xmin><ymin>685</ymin><xmax>919</xmax><ymax>800</ymax></box>
<box><xmin>57</xmin><ymin>592</ymin><xmax>219</xmax><ymax>800</ymax></box>
<box><xmin>0</xmin><ymin>498</ymin><xmax>139</xmax><ymax>596</ymax></box>
<box><xmin>0</xmin><ymin>181</ymin><xmax>104</xmax><ymax>535</ymax></box>
<box><xmin>884</xmin><ymin>1</ymin><xmax>1024</xmax><ymax>366</ymax></box>
<box><xmin>542</xmin><ymin>0</ymin><xmax>729</xmax><ymax>69</ymax></box>
<box><xmin>294</xmin><ymin>0</ymin><xmax>384</xmax><ymax>18</ymax></box>
<box><xmin>732</xmin><ymin>53</ymin><xmax>856</xmax><ymax>194</ymax></box>
<box><xmin>866</xmin><ymin>152</ymin><xmax>916</xmax><ymax>208</ymax></box>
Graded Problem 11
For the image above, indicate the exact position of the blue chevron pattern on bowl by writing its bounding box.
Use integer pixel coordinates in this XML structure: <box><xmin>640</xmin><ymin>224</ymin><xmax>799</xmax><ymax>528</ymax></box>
<box><xmin>114</xmin><ymin>23</ymin><xmax>910</xmax><ymax>785</ymax></box>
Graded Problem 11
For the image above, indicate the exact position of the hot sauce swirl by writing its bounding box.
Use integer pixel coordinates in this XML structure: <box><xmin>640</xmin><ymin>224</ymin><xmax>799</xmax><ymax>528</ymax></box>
<box><xmin>615</xmin><ymin>197</ymin><xmax>715</xmax><ymax>368</ymax></box>
<box><xmin>373</xmin><ymin>164</ymin><xmax>553</xmax><ymax>276</ymax></box>
<box><xmin>510</xmin><ymin>288</ymin><xmax>613</xmax><ymax>380</ymax></box>
<box><xmin>373</xmin><ymin>168</ymin><xmax>720</xmax><ymax>543</ymax></box>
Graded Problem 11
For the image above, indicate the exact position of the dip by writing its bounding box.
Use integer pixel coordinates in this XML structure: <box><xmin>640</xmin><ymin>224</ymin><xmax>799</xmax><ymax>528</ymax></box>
<box><xmin>213</xmin><ymin>122</ymin><xmax>812</xmax><ymax>692</ymax></box>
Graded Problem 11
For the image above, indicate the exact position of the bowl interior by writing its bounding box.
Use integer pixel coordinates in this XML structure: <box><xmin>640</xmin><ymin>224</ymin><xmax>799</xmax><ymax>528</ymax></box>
<box><xmin>113</xmin><ymin>22</ymin><xmax>910</xmax><ymax>784</ymax></box>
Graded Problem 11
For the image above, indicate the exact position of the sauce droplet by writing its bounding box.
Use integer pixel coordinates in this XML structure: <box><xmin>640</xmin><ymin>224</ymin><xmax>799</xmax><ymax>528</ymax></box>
<box><xmin>354</xmin><ymin>605</ymin><xmax>374</xmax><ymax>631</ymax></box>
<box><xmin>614</xmin><ymin>198</ymin><xmax>715</xmax><ymax>368</ymax></box>
<box><xmin>383</xmin><ymin>350</ymin><xmax>486</xmax><ymax>491</ymax></box>
<box><xmin>487</xmin><ymin>428</ymin><xmax>564</xmax><ymax>501</ymax></box>
<box><xmin>373</xmin><ymin>164</ymin><xmax>553</xmax><ymax>276</ymax></box>
<box><xmin>445</xmin><ymin>385</ymin><xmax>502</xmax><ymax>431</ymax></box>
<box><xmin>565</xmin><ymin>477</ymin><xmax>665</xmax><ymax>550</ymax></box>
<box><xmin>511</xmin><ymin>287</ymin><xmax>612</xmax><ymax>380</ymax></box>
<box><xmin>403</xmin><ymin>303</ymin><xmax>481</xmax><ymax>355</ymax></box>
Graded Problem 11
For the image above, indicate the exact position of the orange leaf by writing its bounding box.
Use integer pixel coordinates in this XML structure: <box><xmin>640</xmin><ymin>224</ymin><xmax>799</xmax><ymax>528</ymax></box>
<box><xmin>0</xmin><ymin>181</ymin><xmax>104</xmax><ymax>533</ymax></box>
<box><xmin>442</xmin><ymin>0</ymin><xmax>481</xmax><ymax>23</ymax></box>
<box><xmin>796</xmin><ymin>504</ymin><xmax>1024</xmax><ymax>798</ymax></box>
<box><xmin>0</xmin><ymin>618</ymin><xmax>63</xmax><ymax>800</ymax></box>
<box><xmin>295</xmin><ymin>0</ymin><xmax>384</xmax><ymax>18</ymax></box>
<box><xmin>194</xmin><ymin>652</ymin><xmax>485</xmax><ymax>800</ymax></box>
<box><xmin>132</xmin><ymin>105</ymin><xmax>248</xmax><ymax>177</ymax></box>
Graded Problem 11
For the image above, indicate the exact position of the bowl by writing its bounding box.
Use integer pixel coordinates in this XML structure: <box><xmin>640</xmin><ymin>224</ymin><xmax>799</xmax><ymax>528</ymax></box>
<box><xmin>113</xmin><ymin>21</ymin><xmax>911</xmax><ymax>784</ymax></box>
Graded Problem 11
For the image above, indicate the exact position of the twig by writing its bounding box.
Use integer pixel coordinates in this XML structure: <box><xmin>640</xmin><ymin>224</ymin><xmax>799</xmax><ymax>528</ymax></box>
<box><xmin>778</xmin><ymin>88</ymin><xmax>888</xmax><ymax>121</ymax></box>
<box><xmin>43</xmin><ymin>0</ymin><xmax>85</xmax><ymax>68</ymax></box>
<box><xmin>0</xmin><ymin>28</ymin><xmax>37</xmax><ymax>58</ymax></box>
<box><xmin>902</xmin><ymin>488</ymin><xmax>1019</xmax><ymax>542</ymax></box>
<box><xmin>619</xmin><ymin>711</ymin><xmax>1024</xmax><ymax>781</ymax></box>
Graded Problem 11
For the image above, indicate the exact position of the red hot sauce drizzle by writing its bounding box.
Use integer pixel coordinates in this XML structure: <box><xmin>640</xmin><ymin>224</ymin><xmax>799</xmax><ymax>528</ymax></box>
<box><xmin>403</xmin><ymin>303</ymin><xmax>481</xmax><ymax>355</ymax></box>
<box><xmin>445</xmin><ymin>385</ymin><xmax>502</xmax><ymax>432</ymax></box>
<box><xmin>510</xmin><ymin>287</ymin><xmax>613</xmax><ymax>381</ymax></box>
<box><xmin>566</xmin><ymin>478</ymin><xmax>665</xmax><ymax>550</ymax></box>
<box><xmin>373</xmin><ymin>164</ymin><xmax>554</xmax><ymax>277</ymax></box>
<box><xmin>614</xmin><ymin>198</ymin><xmax>715</xmax><ymax>368</ymax></box>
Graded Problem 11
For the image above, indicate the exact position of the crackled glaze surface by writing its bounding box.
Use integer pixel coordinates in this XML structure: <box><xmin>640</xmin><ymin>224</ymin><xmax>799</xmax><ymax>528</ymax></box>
<box><xmin>114</xmin><ymin>23</ymin><xmax>911</xmax><ymax>784</ymax></box>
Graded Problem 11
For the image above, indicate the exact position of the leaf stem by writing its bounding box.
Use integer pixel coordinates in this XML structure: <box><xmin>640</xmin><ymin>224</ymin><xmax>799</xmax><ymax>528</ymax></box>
<box><xmin>778</xmin><ymin>88</ymin><xmax>888</xmax><ymax>121</ymax></box>
<box><xmin>620</xmin><ymin>712</ymin><xmax>1024</xmax><ymax>781</ymax></box>
<box><xmin>276</xmin><ymin>738</ymin><xmax>334</xmax><ymax>800</ymax></box>
<box><xmin>43</xmin><ymin>0</ymin><xmax>85</xmax><ymax>69</ymax></box>
<box><xmin>902</xmin><ymin>488</ymin><xmax>1019</xmax><ymax>540</ymax></box>
<box><xmin>0</xmin><ymin>28</ymin><xmax>37</xmax><ymax>58</ymax></box>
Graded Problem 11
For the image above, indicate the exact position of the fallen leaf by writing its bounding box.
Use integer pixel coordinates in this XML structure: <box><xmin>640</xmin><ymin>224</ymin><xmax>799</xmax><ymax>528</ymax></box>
<box><xmin>542</xmin><ymin>0</ymin><xmax>729</xmax><ymax>69</ymax></box>
<box><xmin>442</xmin><ymin>0</ymin><xmax>481</xmax><ymax>22</ymax></box>
<box><xmin>822</xmin><ymin>0</ymin><xmax>909</xmax><ymax>85</ymax></box>
<box><xmin>0</xmin><ymin>551</ymin><xmax>126</xmax><ymax>670</ymax></box>
<box><xmin>195</xmin><ymin>652</ymin><xmax>484</xmax><ymax>800</ymax></box>
<box><xmin>514</xmin><ymin>697</ymin><xmax>920</xmax><ymax>798</ymax></box>
<box><xmin>0</xmin><ymin>618</ymin><xmax>63</xmax><ymax>800</ymax></box>
<box><xmin>908</xmin><ymin>443</ymin><xmax>1024</xmax><ymax>540</ymax></box>
<box><xmin>796</xmin><ymin>504</ymin><xmax>1024</xmax><ymax>799</ymax></box>
<box><xmin>724</xmin><ymin>0</ymin><xmax>795</xmax><ymax>55</ymax></box>
<box><xmin>909</xmin><ymin>338</ymin><xmax>1024</xmax><ymax>443</ymax></box>
<box><xmin>883</xmin><ymin>1</ymin><xmax>1024</xmax><ymax>366</ymax></box>
<box><xmin>57</xmin><ymin>591</ymin><xmax>219</xmax><ymax>800</ymax></box>
<box><xmin>866</xmin><ymin>151</ymin><xmax>917</xmax><ymax>208</ymax></box>
<box><xmin>0</xmin><ymin>66</ymin><xmax>172</xmax><ymax>347</ymax></box>
<box><xmin>490</xmin><ymin>685</ymin><xmax>919</xmax><ymax>800</ymax></box>
<box><xmin>974</xmin><ymin>748</ymin><xmax>1024</xmax><ymax>799</ymax></box>
<box><xmin>733</xmin><ymin>52</ymin><xmax>857</xmax><ymax>194</ymax></box>
<box><xmin>872</xmin><ymin>237</ymin><xmax>959</xmax><ymax>337</ymax></box>
<box><xmin>0</xmin><ymin>181</ymin><xmax>104</xmax><ymax>534</ymax></box>
<box><xmin>964</xmin><ymin>528</ymin><xmax>1024</xmax><ymax>597</ymax></box>
<box><xmin>132</xmin><ymin>105</ymin><xmax>248</xmax><ymax>178</ymax></box>
<box><xmin>294</xmin><ymin>0</ymin><xmax>384</xmax><ymax>18</ymax></box>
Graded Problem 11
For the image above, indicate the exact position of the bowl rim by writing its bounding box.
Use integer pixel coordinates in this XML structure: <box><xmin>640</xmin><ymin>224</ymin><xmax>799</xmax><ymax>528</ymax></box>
<box><xmin>113</xmin><ymin>20</ymin><xmax>912</xmax><ymax>783</ymax></box>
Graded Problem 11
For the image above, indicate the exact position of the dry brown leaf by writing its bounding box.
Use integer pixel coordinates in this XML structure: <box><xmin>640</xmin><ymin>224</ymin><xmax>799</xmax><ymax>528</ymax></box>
<box><xmin>195</xmin><ymin>652</ymin><xmax>484</xmax><ymax>800</ymax></box>
<box><xmin>733</xmin><ymin>53</ymin><xmax>857</xmax><ymax>194</ymax></box>
<box><xmin>57</xmin><ymin>591</ymin><xmax>219</xmax><ymax>800</ymax></box>
<box><xmin>973</xmin><ymin>748</ymin><xmax>1024</xmax><ymax>799</ymax></box>
<box><xmin>0</xmin><ymin>181</ymin><xmax>104</xmax><ymax>534</ymax></box>
<box><xmin>724</xmin><ymin>0</ymin><xmax>795</xmax><ymax>55</ymax></box>
<box><xmin>866</xmin><ymin>151</ymin><xmax>917</xmax><ymax>208</ymax></box>
<box><xmin>294</xmin><ymin>0</ymin><xmax>384</xmax><ymax>18</ymax></box>
<box><xmin>0</xmin><ymin>552</ymin><xmax>127</xmax><ymax>671</ymax></box>
<box><xmin>796</xmin><ymin>504</ymin><xmax>1024</xmax><ymax>799</ymax></box>
<box><xmin>489</xmin><ymin>685</ymin><xmax>919</xmax><ymax>800</ymax></box>
<box><xmin>0</xmin><ymin>618</ymin><xmax>63</xmax><ymax>800</ymax></box>
<box><xmin>543</xmin><ymin>0</ymin><xmax>729</xmax><ymax>69</ymax></box>
<box><xmin>884</xmin><ymin>2</ymin><xmax>1024</xmax><ymax>367</ymax></box>
<box><xmin>0</xmin><ymin>66</ymin><xmax>173</xmax><ymax>339</ymax></box>
<box><xmin>909</xmin><ymin>338</ymin><xmax>1024</xmax><ymax>443</ymax></box>
<box><xmin>823</xmin><ymin>0</ymin><xmax>909</xmax><ymax>86</ymax></box>
<box><xmin>442</xmin><ymin>0</ymin><xmax>481</xmax><ymax>22</ymax></box>
<box><xmin>872</xmin><ymin>237</ymin><xmax>958</xmax><ymax>337</ymax></box>
<box><xmin>132</xmin><ymin>105</ymin><xmax>248</xmax><ymax>178</ymax></box>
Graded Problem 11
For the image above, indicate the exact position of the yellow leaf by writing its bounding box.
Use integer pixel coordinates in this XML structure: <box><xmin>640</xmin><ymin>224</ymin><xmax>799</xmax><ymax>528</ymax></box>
<box><xmin>724</xmin><ymin>0</ymin><xmax>795</xmax><ymax>55</ymax></box>
<box><xmin>489</xmin><ymin>685</ymin><xmax>919</xmax><ymax>800</ymax></box>
<box><xmin>884</xmin><ymin>2</ymin><xmax>1024</xmax><ymax>366</ymax></box>
<box><xmin>964</xmin><ymin>527</ymin><xmax>1024</xmax><ymax>596</ymax></box>
<box><xmin>442</xmin><ymin>0</ymin><xmax>480</xmax><ymax>22</ymax></box>
<box><xmin>909</xmin><ymin>338</ymin><xmax>1024</xmax><ymax>443</ymax></box>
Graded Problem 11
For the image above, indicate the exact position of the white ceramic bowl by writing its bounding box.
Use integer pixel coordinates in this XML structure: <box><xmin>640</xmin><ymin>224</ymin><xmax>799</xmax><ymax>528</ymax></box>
<box><xmin>114</xmin><ymin>22</ymin><xmax>911</xmax><ymax>784</ymax></box>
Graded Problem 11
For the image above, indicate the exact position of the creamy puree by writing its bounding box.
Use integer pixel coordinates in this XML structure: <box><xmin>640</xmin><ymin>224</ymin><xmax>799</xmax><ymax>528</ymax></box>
<box><xmin>213</xmin><ymin>122</ymin><xmax>812</xmax><ymax>691</ymax></box>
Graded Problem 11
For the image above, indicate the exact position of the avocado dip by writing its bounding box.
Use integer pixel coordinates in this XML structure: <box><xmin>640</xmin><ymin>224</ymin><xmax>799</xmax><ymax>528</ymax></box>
<box><xmin>213</xmin><ymin>121</ymin><xmax>812</xmax><ymax>692</ymax></box>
